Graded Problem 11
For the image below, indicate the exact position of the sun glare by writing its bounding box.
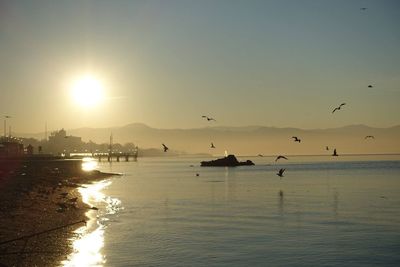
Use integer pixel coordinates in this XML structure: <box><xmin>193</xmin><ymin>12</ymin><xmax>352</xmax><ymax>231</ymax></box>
<box><xmin>71</xmin><ymin>75</ymin><xmax>105</xmax><ymax>108</ymax></box>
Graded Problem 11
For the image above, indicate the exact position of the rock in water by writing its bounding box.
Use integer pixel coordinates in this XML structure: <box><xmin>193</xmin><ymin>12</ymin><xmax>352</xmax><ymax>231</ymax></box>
<box><xmin>200</xmin><ymin>154</ymin><xmax>255</xmax><ymax>167</ymax></box>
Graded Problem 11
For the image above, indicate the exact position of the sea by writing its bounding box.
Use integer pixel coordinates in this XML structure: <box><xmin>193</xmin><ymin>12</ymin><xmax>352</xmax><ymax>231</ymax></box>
<box><xmin>63</xmin><ymin>155</ymin><xmax>400</xmax><ymax>267</ymax></box>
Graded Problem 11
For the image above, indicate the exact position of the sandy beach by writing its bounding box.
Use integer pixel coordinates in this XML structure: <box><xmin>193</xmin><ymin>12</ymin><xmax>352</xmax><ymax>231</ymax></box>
<box><xmin>0</xmin><ymin>168</ymin><xmax>112</xmax><ymax>267</ymax></box>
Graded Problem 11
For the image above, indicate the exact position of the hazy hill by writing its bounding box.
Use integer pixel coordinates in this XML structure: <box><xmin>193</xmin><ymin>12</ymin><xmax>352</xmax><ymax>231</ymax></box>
<box><xmin>18</xmin><ymin>123</ymin><xmax>400</xmax><ymax>156</ymax></box>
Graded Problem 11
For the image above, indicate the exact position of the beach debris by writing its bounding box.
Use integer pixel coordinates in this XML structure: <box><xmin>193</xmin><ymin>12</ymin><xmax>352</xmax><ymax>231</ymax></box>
<box><xmin>56</xmin><ymin>202</ymin><xmax>68</xmax><ymax>212</ymax></box>
<box><xmin>67</xmin><ymin>197</ymin><xmax>78</xmax><ymax>203</ymax></box>
<box><xmin>90</xmin><ymin>206</ymin><xmax>99</xmax><ymax>210</ymax></box>
<box><xmin>0</xmin><ymin>220</ymin><xmax>87</xmax><ymax>246</ymax></box>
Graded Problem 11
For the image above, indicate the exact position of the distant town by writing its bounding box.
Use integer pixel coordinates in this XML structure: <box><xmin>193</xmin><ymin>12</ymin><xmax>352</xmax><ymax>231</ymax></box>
<box><xmin>0</xmin><ymin>128</ymin><xmax>195</xmax><ymax>159</ymax></box>
<box><xmin>0</xmin><ymin>128</ymin><xmax>139</xmax><ymax>158</ymax></box>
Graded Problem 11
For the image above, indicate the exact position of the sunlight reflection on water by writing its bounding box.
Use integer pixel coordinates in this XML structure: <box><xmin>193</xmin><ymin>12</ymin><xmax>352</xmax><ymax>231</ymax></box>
<box><xmin>62</xmin><ymin>179</ymin><xmax>121</xmax><ymax>267</ymax></box>
<box><xmin>82</xmin><ymin>157</ymin><xmax>98</xmax><ymax>172</ymax></box>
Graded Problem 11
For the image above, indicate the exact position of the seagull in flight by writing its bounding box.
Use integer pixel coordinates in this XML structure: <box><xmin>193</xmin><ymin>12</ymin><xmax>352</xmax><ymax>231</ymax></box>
<box><xmin>332</xmin><ymin>148</ymin><xmax>338</xmax><ymax>156</ymax></box>
<box><xmin>365</xmin><ymin>135</ymin><xmax>375</xmax><ymax>139</ymax></box>
<box><xmin>276</xmin><ymin>168</ymin><xmax>285</xmax><ymax>178</ymax></box>
<box><xmin>368</xmin><ymin>85</ymin><xmax>373</xmax><ymax>88</ymax></box>
<box><xmin>292</xmin><ymin>136</ymin><xmax>301</xmax><ymax>143</ymax></box>
<box><xmin>332</xmin><ymin>103</ymin><xmax>346</xmax><ymax>113</ymax></box>
<box><xmin>202</xmin><ymin>115</ymin><xmax>216</xmax><ymax>122</ymax></box>
<box><xmin>211</xmin><ymin>142</ymin><xmax>215</xmax><ymax>148</ymax></box>
<box><xmin>162</xmin><ymin>143</ymin><xmax>169</xmax><ymax>152</ymax></box>
<box><xmin>360</xmin><ymin>7</ymin><xmax>367</xmax><ymax>10</ymax></box>
<box><xmin>275</xmin><ymin>155</ymin><xmax>288</xmax><ymax>162</ymax></box>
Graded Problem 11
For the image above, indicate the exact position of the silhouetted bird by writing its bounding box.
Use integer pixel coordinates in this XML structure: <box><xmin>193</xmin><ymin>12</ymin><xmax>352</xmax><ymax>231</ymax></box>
<box><xmin>332</xmin><ymin>103</ymin><xmax>346</xmax><ymax>113</ymax></box>
<box><xmin>360</xmin><ymin>7</ymin><xmax>367</xmax><ymax>10</ymax></box>
<box><xmin>276</xmin><ymin>168</ymin><xmax>285</xmax><ymax>178</ymax></box>
<box><xmin>4</xmin><ymin>115</ymin><xmax>11</xmax><ymax>118</ymax></box>
<box><xmin>202</xmin><ymin>115</ymin><xmax>216</xmax><ymax>121</ymax></box>
<box><xmin>162</xmin><ymin>143</ymin><xmax>169</xmax><ymax>152</ymax></box>
<box><xmin>365</xmin><ymin>135</ymin><xmax>375</xmax><ymax>139</ymax></box>
<box><xmin>326</xmin><ymin>146</ymin><xmax>329</xmax><ymax>150</ymax></box>
<box><xmin>258</xmin><ymin>154</ymin><xmax>264</xmax><ymax>157</ymax></box>
<box><xmin>332</xmin><ymin>148</ymin><xmax>338</xmax><ymax>156</ymax></box>
<box><xmin>292</xmin><ymin>136</ymin><xmax>301</xmax><ymax>143</ymax></box>
<box><xmin>368</xmin><ymin>85</ymin><xmax>373</xmax><ymax>88</ymax></box>
<box><xmin>211</xmin><ymin>142</ymin><xmax>215</xmax><ymax>148</ymax></box>
<box><xmin>275</xmin><ymin>155</ymin><xmax>288</xmax><ymax>162</ymax></box>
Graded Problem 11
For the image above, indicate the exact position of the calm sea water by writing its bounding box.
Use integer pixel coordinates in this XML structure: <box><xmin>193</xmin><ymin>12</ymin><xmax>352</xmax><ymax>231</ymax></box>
<box><xmin>71</xmin><ymin>155</ymin><xmax>400</xmax><ymax>267</ymax></box>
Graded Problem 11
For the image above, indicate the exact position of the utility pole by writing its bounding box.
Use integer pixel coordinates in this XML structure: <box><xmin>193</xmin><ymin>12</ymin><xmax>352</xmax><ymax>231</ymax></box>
<box><xmin>3</xmin><ymin>115</ymin><xmax>11</xmax><ymax>138</ymax></box>
<box><xmin>108</xmin><ymin>133</ymin><xmax>113</xmax><ymax>162</ymax></box>
<box><xmin>45</xmin><ymin>121</ymin><xmax>48</xmax><ymax>141</ymax></box>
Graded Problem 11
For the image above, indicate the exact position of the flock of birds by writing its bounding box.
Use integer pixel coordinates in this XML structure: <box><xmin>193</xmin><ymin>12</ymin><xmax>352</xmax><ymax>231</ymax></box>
<box><xmin>273</xmin><ymin>97</ymin><xmax>375</xmax><ymax>178</ymax></box>
<box><xmin>162</xmin><ymin>100</ymin><xmax>376</xmax><ymax>179</ymax></box>
<box><xmin>160</xmin><ymin>64</ymin><xmax>376</xmax><ymax>179</ymax></box>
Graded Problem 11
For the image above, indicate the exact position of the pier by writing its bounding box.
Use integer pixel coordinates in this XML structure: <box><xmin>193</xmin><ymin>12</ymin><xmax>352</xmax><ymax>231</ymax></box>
<box><xmin>95</xmin><ymin>151</ymin><xmax>138</xmax><ymax>162</ymax></box>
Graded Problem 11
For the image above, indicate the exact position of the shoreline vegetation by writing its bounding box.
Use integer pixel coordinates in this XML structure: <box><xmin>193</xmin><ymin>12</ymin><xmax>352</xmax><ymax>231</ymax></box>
<box><xmin>0</xmin><ymin>157</ymin><xmax>118</xmax><ymax>267</ymax></box>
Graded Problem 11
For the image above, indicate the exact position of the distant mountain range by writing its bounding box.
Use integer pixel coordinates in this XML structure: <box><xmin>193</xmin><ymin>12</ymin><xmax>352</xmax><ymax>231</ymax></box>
<box><xmin>18</xmin><ymin>123</ymin><xmax>400</xmax><ymax>156</ymax></box>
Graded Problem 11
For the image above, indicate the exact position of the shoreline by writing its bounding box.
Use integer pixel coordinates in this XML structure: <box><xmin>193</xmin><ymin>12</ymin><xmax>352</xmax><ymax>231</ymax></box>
<box><xmin>0</xmin><ymin>169</ymin><xmax>117</xmax><ymax>267</ymax></box>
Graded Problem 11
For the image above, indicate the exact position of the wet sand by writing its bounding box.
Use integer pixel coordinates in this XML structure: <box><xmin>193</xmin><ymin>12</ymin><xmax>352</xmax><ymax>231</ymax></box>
<box><xmin>0</xmin><ymin>170</ymin><xmax>112</xmax><ymax>267</ymax></box>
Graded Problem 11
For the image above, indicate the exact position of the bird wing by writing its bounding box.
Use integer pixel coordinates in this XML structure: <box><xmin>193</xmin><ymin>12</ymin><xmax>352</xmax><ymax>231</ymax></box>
<box><xmin>340</xmin><ymin>103</ymin><xmax>346</xmax><ymax>107</ymax></box>
<box><xmin>332</xmin><ymin>107</ymin><xmax>338</xmax><ymax>113</ymax></box>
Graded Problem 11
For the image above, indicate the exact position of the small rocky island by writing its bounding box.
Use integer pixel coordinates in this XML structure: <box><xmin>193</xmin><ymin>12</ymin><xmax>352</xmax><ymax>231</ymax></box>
<box><xmin>201</xmin><ymin>154</ymin><xmax>255</xmax><ymax>167</ymax></box>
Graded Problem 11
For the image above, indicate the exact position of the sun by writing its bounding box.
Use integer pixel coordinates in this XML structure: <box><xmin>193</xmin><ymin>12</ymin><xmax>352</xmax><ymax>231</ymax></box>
<box><xmin>71</xmin><ymin>75</ymin><xmax>105</xmax><ymax>108</ymax></box>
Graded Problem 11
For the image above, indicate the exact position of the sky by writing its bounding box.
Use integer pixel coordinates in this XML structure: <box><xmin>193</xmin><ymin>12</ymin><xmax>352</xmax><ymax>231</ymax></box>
<box><xmin>1</xmin><ymin>0</ymin><xmax>399</xmax><ymax>133</ymax></box>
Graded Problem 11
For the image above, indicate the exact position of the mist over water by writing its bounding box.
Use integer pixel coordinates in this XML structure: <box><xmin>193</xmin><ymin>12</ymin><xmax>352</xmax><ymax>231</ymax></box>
<box><xmin>91</xmin><ymin>155</ymin><xmax>400</xmax><ymax>266</ymax></box>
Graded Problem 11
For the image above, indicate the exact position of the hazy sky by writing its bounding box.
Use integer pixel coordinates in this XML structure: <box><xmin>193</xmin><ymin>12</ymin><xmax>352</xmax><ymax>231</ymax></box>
<box><xmin>1</xmin><ymin>0</ymin><xmax>399</xmax><ymax>133</ymax></box>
